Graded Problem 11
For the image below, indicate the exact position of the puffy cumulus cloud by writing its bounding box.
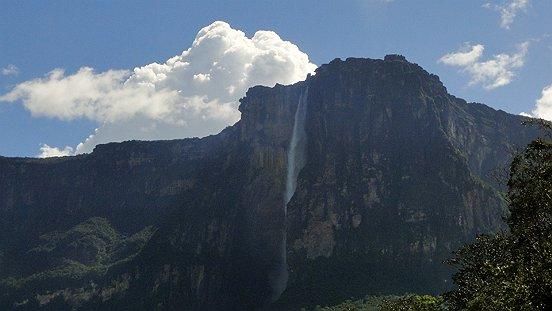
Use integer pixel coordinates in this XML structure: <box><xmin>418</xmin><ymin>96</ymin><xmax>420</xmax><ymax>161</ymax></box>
<box><xmin>1</xmin><ymin>21</ymin><xmax>317</xmax><ymax>156</ymax></box>
<box><xmin>524</xmin><ymin>85</ymin><xmax>552</xmax><ymax>121</ymax></box>
<box><xmin>1</xmin><ymin>64</ymin><xmax>19</xmax><ymax>76</ymax></box>
<box><xmin>0</xmin><ymin>68</ymin><xmax>160</xmax><ymax>122</ymax></box>
<box><xmin>439</xmin><ymin>42</ymin><xmax>529</xmax><ymax>90</ymax></box>
<box><xmin>484</xmin><ymin>0</ymin><xmax>530</xmax><ymax>29</ymax></box>
<box><xmin>38</xmin><ymin>144</ymin><xmax>74</xmax><ymax>158</ymax></box>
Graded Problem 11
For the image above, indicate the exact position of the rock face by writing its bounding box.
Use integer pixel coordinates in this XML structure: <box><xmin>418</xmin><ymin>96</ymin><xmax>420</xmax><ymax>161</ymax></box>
<box><xmin>0</xmin><ymin>56</ymin><xmax>540</xmax><ymax>310</ymax></box>
<box><xmin>280</xmin><ymin>56</ymin><xmax>536</xmax><ymax>307</ymax></box>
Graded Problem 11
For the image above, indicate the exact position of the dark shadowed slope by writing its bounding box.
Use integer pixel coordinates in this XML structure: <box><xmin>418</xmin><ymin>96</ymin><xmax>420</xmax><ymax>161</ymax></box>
<box><xmin>0</xmin><ymin>55</ymin><xmax>541</xmax><ymax>310</ymax></box>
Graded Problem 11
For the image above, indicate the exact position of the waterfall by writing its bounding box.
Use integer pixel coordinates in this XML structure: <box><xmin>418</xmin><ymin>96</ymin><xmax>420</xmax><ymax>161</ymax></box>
<box><xmin>271</xmin><ymin>87</ymin><xmax>309</xmax><ymax>302</ymax></box>
<box><xmin>285</xmin><ymin>88</ymin><xmax>309</xmax><ymax>207</ymax></box>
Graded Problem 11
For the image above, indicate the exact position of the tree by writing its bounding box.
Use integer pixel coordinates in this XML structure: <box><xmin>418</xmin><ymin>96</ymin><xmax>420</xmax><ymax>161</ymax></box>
<box><xmin>446</xmin><ymin>139</ymin><xmax>552</xmax><ymax>310</ymax></box>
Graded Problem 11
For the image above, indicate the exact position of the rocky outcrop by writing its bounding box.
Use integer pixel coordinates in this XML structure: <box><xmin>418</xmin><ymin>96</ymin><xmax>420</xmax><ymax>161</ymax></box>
<box><xmin>279</xmin><ymin>56</ymin><xmax>536</xmax><ymax>308</ymax></box>
<box><xmin>0</xmin><ymin>56</ymin><xmax>540</xmax><ymax>310</ymax></box>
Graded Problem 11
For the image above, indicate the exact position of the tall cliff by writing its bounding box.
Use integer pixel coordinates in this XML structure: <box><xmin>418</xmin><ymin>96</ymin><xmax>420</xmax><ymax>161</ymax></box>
<box><xmin>280</xmin><ymin>56</ymin><xmax>535</xmax><ymax>307</ymax></box>
<box><xmin>0</xmin><ymin>56</ymin><xmax>540</xmax><ymax>310</ymax></box>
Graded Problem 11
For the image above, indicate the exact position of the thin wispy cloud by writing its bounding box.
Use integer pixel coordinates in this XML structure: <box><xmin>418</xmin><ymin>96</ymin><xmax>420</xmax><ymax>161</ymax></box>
<box><xmin>484</xmin><ymin>0</ymin><xmax>530</xmax><ymax>29</ymax></box>
<box><xmin>0</xmin><ymin>21</ymin><xmax>317</xmax><ymax>156</ymax></box>
<box><xmin>439</xmin><ymin>42</ymin><xmax>529</xmax><ymax>90</ymax></box>
<box><xmin>1</xmin><ymin>64</ymin><xmax>19</xmax><ymax>76</ymax></box>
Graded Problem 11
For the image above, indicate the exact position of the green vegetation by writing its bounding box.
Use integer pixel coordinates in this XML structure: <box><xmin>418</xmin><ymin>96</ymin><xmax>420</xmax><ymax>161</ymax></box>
<box><xmin>380</xmin><ymin>295</ymin><xmax>445</xmax><ymax>311</ymax></box>
<box><xmin>313</xmin><ymin>295</ymin><xmax>396</xmax><ymax>311</ymax></box>
<box><xmin>313</xmin><ymin>295</ymin><xmax>445</xmax><ymax>311</ymax></box>
<box><xmin>0</xmin><ymin>217</ymin><xmax>155</xmax><ymax>309</ymax></box>
<box><xmin>320</xmin><ymin>134</ymin><xmax>552</xmax><ymax>310</ymax></box>
<box><xmin>446</xmin><ymin>138</ymin><xmax>552</xmax><ymax>310</ymax></box>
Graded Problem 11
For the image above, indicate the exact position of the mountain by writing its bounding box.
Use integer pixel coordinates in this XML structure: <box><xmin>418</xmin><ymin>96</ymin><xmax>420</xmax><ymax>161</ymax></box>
<box><xmin>0</xmin><ymin>55</ymin><xmax>540</xmax><ymax>310</ymax></box>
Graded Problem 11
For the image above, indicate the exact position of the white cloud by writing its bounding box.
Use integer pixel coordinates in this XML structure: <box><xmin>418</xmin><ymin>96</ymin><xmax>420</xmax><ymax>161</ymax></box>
<box><xmin>439</xmin><ymin>42</ymin><xmax>529</xmax><ymax>90</ymax></box>
<box><xmin>0</xmin><ymin>21</ymin><xmax>317</xmax><ymax>156</ymax></box>
<box><xmin>38</xmin><ymin>144</ymin><xmax>74</xmax><ymax>158</ymax></box>
<box><xmin>1</xmin><ymin>64</ymin><xmax>19</xmax><ymax>76</ymax></box>
<box><xmin>439</xmin><ymin>44</ymin><xmax>485</xmax><ymax>67</ymax></box>
<box><xmin>484</xmin><ymin>0</ymin><xmax>530</xmax><ymax>29</ymax></box>
<box><xmin>525</xmin><ymin>84</ymin><xmax>552</xmax><ymax>121</ymax></box>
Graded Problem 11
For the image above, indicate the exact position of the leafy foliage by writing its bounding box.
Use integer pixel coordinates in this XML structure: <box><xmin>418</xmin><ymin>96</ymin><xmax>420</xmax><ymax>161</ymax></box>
<box><xmin>380</xmin><ymin>295</ymin><xmax>445</xmax><ymax>311</ymax></box>
<box><xmin>314</xmin><ymin>295</ymin><xmax>445</xmax><ymax>311</ymax></box>
<box><xmin>446</xmin><ymin>139</ymin><xmax>552</xmax><ymax>310</ymax></box>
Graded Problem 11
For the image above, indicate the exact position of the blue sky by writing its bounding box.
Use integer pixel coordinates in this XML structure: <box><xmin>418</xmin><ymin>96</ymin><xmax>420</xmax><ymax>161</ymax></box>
<box><xmin>1</xmin><ymin>0</ymin><xmax>551</xmax><ymax>157</ymax></box>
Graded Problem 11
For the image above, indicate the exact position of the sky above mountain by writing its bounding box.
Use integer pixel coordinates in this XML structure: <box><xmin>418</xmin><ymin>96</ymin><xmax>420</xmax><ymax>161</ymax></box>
<box><xmin>1</xmin><ymin>0</ymin><xmax>551</xmax><ymax>157</ymax></box>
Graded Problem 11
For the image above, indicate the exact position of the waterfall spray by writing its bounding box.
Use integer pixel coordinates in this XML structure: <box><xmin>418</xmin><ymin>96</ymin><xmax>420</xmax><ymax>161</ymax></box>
<box><xmin>285</xmin><ymin>88</ymin><xmax>309</xmax><ymax>207</ymax></box>
<box><xmin>271</xmin><ymin>87</ymin><xmax>309</xmax><ymax>302</ymax></box>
